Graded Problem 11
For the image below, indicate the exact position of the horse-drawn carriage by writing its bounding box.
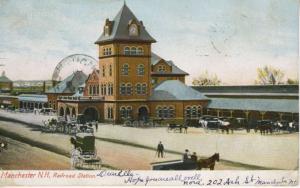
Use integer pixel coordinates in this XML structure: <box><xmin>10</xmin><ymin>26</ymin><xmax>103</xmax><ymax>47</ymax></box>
<box><xmin>42</xmin><ymin>114</ymin><xmax>96</xmax><ymax>135</ymax></box>
<box><xmin>199</xmin><ymin>116</ymin><xmax>220</xmax><ymax>132</ymax></box>
<box><xmin>167</xmin><ymin>124</ymin><xmax>184</xmax><ymax>133</ymax></box>
<box><xmin>123</xmin><ymin>117</ymin><xmax>167</xmax><ymax>128</ymax></box>
<box><xmin>151</xmin><ymin>153</ymin><xmax>219</xmax><ymax>170</ymax></box>
<box><xmin>70</xmin><ymin>132</ymin><xmax>101</xmax><ymax>170</ymax></box>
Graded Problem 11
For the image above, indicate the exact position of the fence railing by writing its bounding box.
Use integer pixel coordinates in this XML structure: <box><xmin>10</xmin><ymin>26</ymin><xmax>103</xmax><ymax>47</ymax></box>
<box><xmin>58</xmin><ymin>96</ymin><xmax>104</xmax><ymax>101</ymax></box>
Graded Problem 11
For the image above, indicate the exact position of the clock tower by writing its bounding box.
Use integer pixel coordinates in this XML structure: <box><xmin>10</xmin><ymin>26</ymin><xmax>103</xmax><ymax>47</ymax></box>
<box><xmin>95</xmin><ymin>3</ymin><xmax>156</xmax><ymax>121</ymax></box>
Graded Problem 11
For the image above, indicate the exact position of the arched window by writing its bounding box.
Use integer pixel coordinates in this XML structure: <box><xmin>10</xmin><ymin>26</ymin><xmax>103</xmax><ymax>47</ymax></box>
<box><xmin>197</xmin><ymin>105</ymin><xmax>202</xmax><ymax>117</ymax></box>
<box><xmin>102</xmin><ymin>65</ymin><xmax>106</xmax><ymax>77</ymax></box>
<box><xmin>109</xmin><ymin>65</ymin><xmax>112</xmax><ymax>76</ymax></box>
<box><xmin>110</xmin><ymin>83</ymin><xmax>113</xmax><ymax>95</ymax></box>
<box><xmin>137</xmin><ymin>64</ymin><xmax>144</xmax><ymax>75</ymax></box>
<box><xmin>185</xmin><ymin>106</ymin><xmax>191</xmax><ymax>118</ymax></box>
<box><xmin>93</xmin><ymin>85</ymin><xmax>96</xmax><ymax>95</ymax></box>
<box><xmin>126</xmin><ymin>106</ymin><xmax>132</xmax><ymax>118</ymax></box>
<box><xmin>191</xmin><ymin>106</ymin><xmax>197</xmax><ymax>118</ymax></box>
<box><xmin>89</xmin><ymin>85</ymin><xmax>92</xmax><ymax>95</ymax></box>
<box><xmin>103</xmin><ymin>48</ymin><xmax>106</xmax><ymax>56</ymax></box>
<box><xmin>169</xmin><ymin>106</ymin><xmax>175</xmax><ymax>118</ymax></box>
<box><xmin>136</xmin><ymin>83</ymin><xmax>142</xmax><ymax>94</ymax></box>
<box><xmin>121</xmin><ymin>64</ymin><xmax>129</xmax><ymax>75</ymax></box>
<box><xmin>163</xmin><ymin>107</ymin><xmax>168</xmax><ymax>118</ymax></box>
<box><xmin>137</xmin><ymin>47</ymin><xmax>143</xmax><ymax>55</ymax></box>
<box><xmin>96</xmin><ymin>85</ymin><xmax>99</xmax><ymax>94</ymax></box>
<box><xmin>120</xmin><ymin>83</ymin><xmax>126</xmax><ymax>95</ymax></box>
<box><xmin>103</xmin><ymin>84</ymin><xmax>107</xmax><ymax>95</ymax></box>
<box><xmin>120</xmin><ymin>106</ymin><xmax>126</xmax><ymax>119</ymax></box>
<box><xmin>107</xmin><ymin>107</ymin><xmax>113</xmax><ymax>119</ymax></box>
<box><xmin>156</xmin><ymin>107</ymin><xmax>162</xmax><ymax>118</ymax></box>
<box><xmin>120</xmin><ymin>106</ymin><xmax>132</xmax><ymax>119</ymax></box>
<box><xmin>126</xmin><ymin>83</ymin><xmax>132</xmax><ymax>95</ymax></box>
<box><xmin>141</xmin><ymin>84</ymin><xmax>147</xmax><ymax>94</ymax></box>
<box><xmin>124</xmin><ymin>47</ymin><xmax>130</xmax><ymax>55</ymax></box>
<box><xmin>130</xmin><ymin>47</ymin><xmax>137</xmax><ymax>55</ymax></box>
<box><xmin>101</xmin><ymin>84</ymin><xmax>104</xmax><ymax>95</ymax></box>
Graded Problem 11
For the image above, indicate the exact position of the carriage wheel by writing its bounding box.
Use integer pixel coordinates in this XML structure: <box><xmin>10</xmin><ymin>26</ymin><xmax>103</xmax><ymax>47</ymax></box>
<box><xmin>204</xmin><ymin>127</ymin><xmax>209</xmax><ymax>133</ymax></box>
<box><xmin>167</xmin><ymin>127</ymin><xmax>171</xmax><ymax>133</ymax></box>
<box><xmin>133</xmin><ymin>121</ymin><xmax>139</xmax><ymax>127</ymax></box>
<box><xmin>148</xmin><ymin>122</ymin><xmax>154</xmax><ymax>127</ymax></box>
<box><xmin>124</xmin><ymin>120</ymin><xmax>131</xmax><ymax>127</ymax></box>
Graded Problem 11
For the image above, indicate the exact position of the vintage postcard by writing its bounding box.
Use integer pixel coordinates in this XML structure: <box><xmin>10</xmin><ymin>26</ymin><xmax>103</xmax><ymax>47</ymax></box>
<box><xmin>0</xmin><ymin>0</ymin><xmax>298</xmax><ymax>186</ymax></box>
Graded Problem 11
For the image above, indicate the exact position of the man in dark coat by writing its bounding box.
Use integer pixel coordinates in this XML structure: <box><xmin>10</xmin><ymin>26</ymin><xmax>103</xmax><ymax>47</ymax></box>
<box><xmin>157</xmin><ymin>141</ymin><xmax>164</xmax><ymax>158</ymax></box>
<box><xmin>191</xmin><ymin>152</ymin><xmax>198</xmax><ymax>162</ymax></box>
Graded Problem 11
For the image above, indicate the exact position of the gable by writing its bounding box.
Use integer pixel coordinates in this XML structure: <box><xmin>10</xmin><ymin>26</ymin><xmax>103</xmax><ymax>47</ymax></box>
<box><xmin>153</xmin><ymin>60</ymin><xmax>172</xmax><ymax>73</ymax></box>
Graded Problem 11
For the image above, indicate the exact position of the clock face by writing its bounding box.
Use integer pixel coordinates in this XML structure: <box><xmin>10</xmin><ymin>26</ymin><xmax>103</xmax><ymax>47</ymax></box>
<box><xmin>129</xmin><ymin>25</ymin><xmax>138</xmax><ymax>36</ymax></box>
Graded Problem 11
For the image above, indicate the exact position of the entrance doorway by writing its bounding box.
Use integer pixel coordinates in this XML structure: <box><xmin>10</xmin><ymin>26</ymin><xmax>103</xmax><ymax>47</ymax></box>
<box><xmin>138</xmin><ymin>106</ymin><xmax>148</xmax><ymax>121</ymax></box>
<box><xmin>59</xmin><ymin>107</ymin><xmax>64</xmax><ymax>116</ymax></box>
<box><xmin>83</xmin><ymin>107</ymin><xmax>99</xmax><ymax>122</ymax></box>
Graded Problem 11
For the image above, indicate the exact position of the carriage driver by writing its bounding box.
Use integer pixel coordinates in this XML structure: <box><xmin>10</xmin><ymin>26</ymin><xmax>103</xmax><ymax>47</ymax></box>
<box><xmin>183</xmin><ymin>149</ymin><xmax>191</xmax><ymax>162</ymax></box>
<box><xmin>191</xmin><ymin>152</ymin><xmax>198</xmax><ymax>162</ymax></box>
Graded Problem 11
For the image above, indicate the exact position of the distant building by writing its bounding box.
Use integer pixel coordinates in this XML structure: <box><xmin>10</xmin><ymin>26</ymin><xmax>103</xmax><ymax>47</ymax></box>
<box><xmin>0</xmin><ymin>71</ymin><xmax>13</xmax><ymax>93</ymax></box>
<box><xmin>193</xmin><ymin>85</ymin><xmax>299</xmax><ymax>122</ymax></box>
<box><xmin>0</xmin><ymin>95</ymin><xmax>18</xmax><ymax>108</ymax></box>
<box><xmin>18</xmin><ymin>94</ymin><xmax>48</xmax><ymax>110</ymax></box>
<box><xmin>46</xmin><ymin>71</ymin><xmax>87</xmax><ymax>110</ymax></box>
<box><xmin>83</xmin><ymin>69</ymin><xmax>100</xmax><ymax>96</ymax></box>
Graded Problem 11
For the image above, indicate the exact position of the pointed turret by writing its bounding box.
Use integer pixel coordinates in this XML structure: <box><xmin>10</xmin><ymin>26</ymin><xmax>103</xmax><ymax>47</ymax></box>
<box><xmin>95</xmin><ymin>4</ymin><xmax>156</xmax><ymax>44</ymax></box>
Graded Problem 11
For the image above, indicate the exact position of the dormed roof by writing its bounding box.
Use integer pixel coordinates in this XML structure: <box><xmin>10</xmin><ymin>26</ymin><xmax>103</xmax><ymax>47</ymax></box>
<box><xmin>47</xmin><ymin>71</ymin><xmax>87</xmax><ymax>94</ymax></box>
<box><xmin>151</xmin><ymin>52</ymin><xmax>189</xmax><ymax>75</ymax></box>
<box><xmin>95</xmin><ymin>4</ymin><xmax>156</xmax><ymax>44</ymax></box>
<box><xmin>149</xmin><ymin>80</ymin><xmax>209</xmax><ymax>101</ymax></box>
<box><xmin>0</xmin><ymin>72</ymin><xmax>12</xmax><ymax>83</ymax></box>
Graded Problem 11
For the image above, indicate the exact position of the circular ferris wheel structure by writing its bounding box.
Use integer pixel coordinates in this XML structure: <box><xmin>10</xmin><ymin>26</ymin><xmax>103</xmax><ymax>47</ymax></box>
<box><xmin>52</xmin><ymin>54</ymin><xmax>98</xmax><ymax>81</ymax></box>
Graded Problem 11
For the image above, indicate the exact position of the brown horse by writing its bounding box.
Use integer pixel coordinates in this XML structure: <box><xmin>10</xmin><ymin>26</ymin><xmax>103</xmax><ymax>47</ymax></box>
<box><xmin>196</xmin><ymin>153</ymin><xmax>219</xmax><ymax>170</ymax></box>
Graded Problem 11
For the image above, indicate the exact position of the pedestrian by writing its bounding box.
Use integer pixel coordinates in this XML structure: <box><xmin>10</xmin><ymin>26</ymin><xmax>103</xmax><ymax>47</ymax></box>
<box><xmin>157</xmin><ymin>141</ymin><xmax>164</xmax><ymax>158</ymax></box>
<box><xmin>183</xmin><ymin>149</ymin><xmax>190</xmax><ymax>162</ymax></box>
<box><xmin>95</xmin><ymin>121</ymin><xmax>98</xmax><ymax>132</ymax></box>
<box><xmin>179</xmin><ymin>125</ymin><xmax>183</xmax><ymax>133</ymax></box>
<box><xmin>184</xmin><ymin>125</ymin><xmax>188</xmax><ymax>134</ymax></box>
<box><xmin>191</xmin><ymin>152</ymin><xmax>198</xmax><ymax>162</ymax></box>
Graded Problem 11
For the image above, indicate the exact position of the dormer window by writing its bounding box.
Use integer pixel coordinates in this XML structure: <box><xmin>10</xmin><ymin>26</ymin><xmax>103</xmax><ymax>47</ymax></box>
<box><xmin>129</xmin><ymin>24</ymin><xmax>138</xmax><ymax>36</ymax></box>
<box><xmin>104</xmin><ymin>18</ymin><xmax>113</xmax><ymax>36</ymax></box>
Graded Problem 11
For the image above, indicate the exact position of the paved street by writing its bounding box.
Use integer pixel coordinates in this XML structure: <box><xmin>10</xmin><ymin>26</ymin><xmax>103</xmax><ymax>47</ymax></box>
<box><xmin>0</xmin><ymin>110</ymin><xmax>298</xmax><ymax>170</ymax></box>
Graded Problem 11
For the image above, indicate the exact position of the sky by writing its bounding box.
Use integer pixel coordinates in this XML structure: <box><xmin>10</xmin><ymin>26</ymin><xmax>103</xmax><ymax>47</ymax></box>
<box><xmin>0</xmin><ymin>0</ymin><xmax>298</xmax><ymax>85</ymax></box>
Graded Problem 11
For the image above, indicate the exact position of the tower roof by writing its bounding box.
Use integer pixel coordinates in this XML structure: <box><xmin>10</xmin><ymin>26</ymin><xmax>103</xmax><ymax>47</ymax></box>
<box><xmin>95</xmin><ymin>4</ymin><xmax>156</xmax><ymax>44</ymax></box>
<box><xmin>0</xmin><ymin>71</ymin><xmax>12</xmax><ymax>83</ymax></box>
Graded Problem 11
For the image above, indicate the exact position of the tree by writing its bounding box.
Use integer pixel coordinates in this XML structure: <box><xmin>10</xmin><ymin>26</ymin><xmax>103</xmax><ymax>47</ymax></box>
<box><xmin>255</xmin><ymin>66</ymin><xmax>284</xmax><ymax>85</ymax></box>
<box><xmin>287</xmin><ymin>78</ymin><xmax>299</xmax><ymax>85</ymax></box>
<box><xmin>192</xmin><ymin>71</ymin><xmax>221</xmax><ymax>86</ymax></box>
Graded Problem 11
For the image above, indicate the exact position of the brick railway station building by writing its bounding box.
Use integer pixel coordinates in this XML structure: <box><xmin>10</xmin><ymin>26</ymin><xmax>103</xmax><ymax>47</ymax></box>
<box><xmin>57</xmin><ymin>4</ymin><xmax>209</xmax><ymax>123</ymax></box>
<box><xmin>56</xmin><ymin>4</ymin><xmax>299</xmax><ymax>124</ymax></box>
